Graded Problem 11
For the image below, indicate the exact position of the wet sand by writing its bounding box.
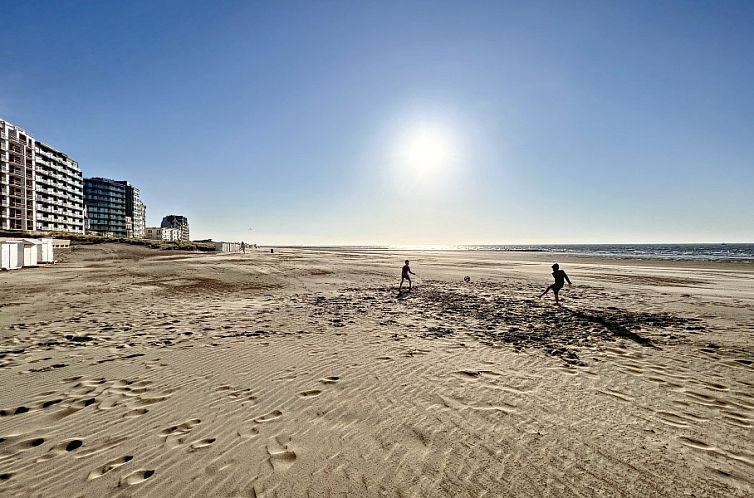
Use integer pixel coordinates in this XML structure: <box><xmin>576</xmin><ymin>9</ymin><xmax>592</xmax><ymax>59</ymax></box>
<box><xmin>1</xmin><ymin>244</ymin><xmax>753</xmax><ymax>496</ymax></box>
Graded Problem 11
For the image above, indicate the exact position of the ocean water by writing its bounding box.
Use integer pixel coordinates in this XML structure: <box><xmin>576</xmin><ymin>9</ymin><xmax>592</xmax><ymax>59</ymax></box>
<box><xmin>298</xmin><ymin>244</ymin><xmax>754</xmax><ymax>261</ymax></box>
<box><xmin>423</xmin><ymin>244</ymin><xmax>754</xmax><ymax>262</ymax></box>
<box><xmin>299</xmin><ymin>244</ymin><xmax>754</xmax><ymax>262</ymax></box>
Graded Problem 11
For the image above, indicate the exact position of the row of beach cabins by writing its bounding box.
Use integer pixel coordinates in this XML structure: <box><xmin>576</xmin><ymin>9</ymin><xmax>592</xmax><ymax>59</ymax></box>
<box><xmin>0</xmin><ymin>238</ymin><xmax>66</xmax><ymax>270</ymax></box>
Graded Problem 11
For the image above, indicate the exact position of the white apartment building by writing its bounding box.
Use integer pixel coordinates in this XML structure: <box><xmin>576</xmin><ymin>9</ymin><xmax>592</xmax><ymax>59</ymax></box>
<box><xmin>131</xmin><ymin>190</ymin><xmax>146</xmax><ymax>238</ymax></box>
<box><xmin>161</xmin><ymin>215</ymin><xmax>189</xmax><ymax>241</ymax></box>
<box><xmin>145</xmin><ymin>226</ymin><xmax>180</xmax><ymax>241</ymax></box>
<box><xmin>34</xmin><ymin>141</ymin><xmax>85</xmax><ymax>233</ymax></box>
<box><xmin>0</xmin><ymin>119</ymin><xmax>36</xmax><ymax>231</ymax></box>
<box><xmin>1</xmin><ymin>118</ymin><xmax>85</xmax><ymax>234</ymax></box>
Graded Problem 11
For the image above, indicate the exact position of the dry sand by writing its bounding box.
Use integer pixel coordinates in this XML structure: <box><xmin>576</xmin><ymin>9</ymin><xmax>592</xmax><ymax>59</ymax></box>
<box><xmin>1</xmin><ymin>244</ymin><xmax>753</xmax><ymax>497</ymax></box>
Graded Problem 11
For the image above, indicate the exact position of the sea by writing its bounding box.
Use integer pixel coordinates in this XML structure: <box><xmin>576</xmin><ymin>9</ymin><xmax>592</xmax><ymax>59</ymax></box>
<box><xmin>301</xmin><ymin>244</ymin><xmax>754</xmax><ymax>262</ymax></box>
<box><xmin>453</xmin><ymin>244</ymin><xmax>754</xmax><ymax>262</ymax></box>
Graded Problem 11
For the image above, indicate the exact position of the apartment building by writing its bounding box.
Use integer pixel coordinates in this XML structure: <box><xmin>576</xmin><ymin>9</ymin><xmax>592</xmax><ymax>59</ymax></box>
<box><xmin>161</xmin><ymin>215</ymin><xmax>189</xmax><ymax>241</ymax></box>
<box><xmin>2</xmin><ymin>118</ymin><xmax>149</xmax><ymax>238</ymax></box>
<box><xmin>34</xmin><ymin>141</ymin><xmax>85</xmax><ymax>233</ymax></box>
<box><xmin>83</xmin><ymin>177</ymin><xmax>127</xmax><ymax>237</ymax></box>
<box><xmin>118</xmin><ymin>181</ymin><xmax>146</xmax><ymax>238</ymax></box>
<box><xmin>145</xmin><ymin>226</ymin><xmax>180</xmax><ymax>241</ymax></box>
<box><xmin>0</xmin><ymin>119</ymin><xmax>36</xmax><ymax>231</ymax></box>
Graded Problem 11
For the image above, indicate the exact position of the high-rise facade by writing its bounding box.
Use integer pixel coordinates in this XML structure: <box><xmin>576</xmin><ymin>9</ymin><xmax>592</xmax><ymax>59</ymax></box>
<box><xmin>161</xmin><ymin>215</ymin><xmax>189</xmax><ymax>241</ymax></box>
<box><xmin>118</xmin><ymin>182</ymin><xmax>146</xmax><ymax>238</ymax></box>
<box><xmin>83</xmin><ymin>177</ymin><xmax>127</xmax><ymax>237</ymax></box>
<box><xmin>0</xmin><ymin>119</ymin><xmax>36</xmax><ymax>231</ymax></box>
<box><xmin>3</xmin><ymin>118</ymin><xmax>149</xmax><ymax>238</ymax></box>
<box><xmin>34</xmin><ymin>141</ymin><xmax>85</xmax><ymax>233</ymax></box>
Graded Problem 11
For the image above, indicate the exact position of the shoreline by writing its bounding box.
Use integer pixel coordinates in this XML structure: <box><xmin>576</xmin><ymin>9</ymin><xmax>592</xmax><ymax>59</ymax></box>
<box><xmin>270</xmin><ymin>246</ymin><xmax>754</xmax><ymax>272</ymax></box>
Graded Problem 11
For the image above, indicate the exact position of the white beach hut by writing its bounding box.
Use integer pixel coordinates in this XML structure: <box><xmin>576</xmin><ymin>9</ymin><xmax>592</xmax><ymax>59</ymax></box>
<box><xmin>11</xmin><ymin>239</ymin><xmax>40</xmax><ymax>267</ymax></box>
<box><xmin>1</xmin><ymin>241</ymin><xmax>23</xmax><ymax>270</ymax></box>
<box><xmin>38</xmin><ymin>238</ymin><xmax>55</xmax><ymax>264</ymax></box>
<box><xmin>215</xmin><ymin>241</ymin><xmax>241</xmax><ymax>253</ymax></box>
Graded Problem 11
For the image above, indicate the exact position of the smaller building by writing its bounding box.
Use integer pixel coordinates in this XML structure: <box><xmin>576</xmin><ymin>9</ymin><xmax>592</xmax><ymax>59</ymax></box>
<box><xmin>215</xmin><ymin>241</ymin><xmax>242</xmax><ymax>253</ymax></box>
<box><xmin>161</xmin><ymin>215</ymin><xmax>189</xmax><ymax>241</ymax></box>
<box><xmin>145</xmin><ymin>227</ymin><xmax>181</xmax><ymax>241</ymax></box>
<box><xmin>36</xmin><ymin>238</ymin><xmax>54</xmax><ymax>263</ymax></box>
<box><xmin>9</xmin><ymin>239</ymin><xmax>41</xmax><ymax>267</ymax></box>
<box><xmin>1</xmin><ymin>241</ymin><xmax>23</xmax><ymax>270</ymax></box>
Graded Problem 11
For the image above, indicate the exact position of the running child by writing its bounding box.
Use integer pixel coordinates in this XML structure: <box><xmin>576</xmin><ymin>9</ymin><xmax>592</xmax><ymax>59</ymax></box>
<box><xmin>400</xmin><ymin>260</ymin><xmax>416</xmax><ymax>292</ymax></box>
<box><xmin>540</xmin><ymin>263</ymin><xmax>571</xmax><ymax>305</ymax></box>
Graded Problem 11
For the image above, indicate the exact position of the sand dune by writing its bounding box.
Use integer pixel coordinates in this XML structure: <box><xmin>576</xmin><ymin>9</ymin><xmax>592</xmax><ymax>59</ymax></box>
<box><xmin>1</xmin><ymin>244</ymin><xmax>752</xmax><ymax>496</ymax></box>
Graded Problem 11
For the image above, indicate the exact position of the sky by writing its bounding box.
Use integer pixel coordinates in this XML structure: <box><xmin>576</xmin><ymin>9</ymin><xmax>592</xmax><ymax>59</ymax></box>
<box><xmin>1</xmin><ymin>0</ymin><xmax>752</xmax><ymax>245</ymax></box>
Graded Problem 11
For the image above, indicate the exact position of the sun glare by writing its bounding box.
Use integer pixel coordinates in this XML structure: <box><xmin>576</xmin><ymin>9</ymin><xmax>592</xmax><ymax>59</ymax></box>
<box><xmin>396</xmin><ymin>123</ymin><xmax>459</xmax><ymax>179</ymax></box>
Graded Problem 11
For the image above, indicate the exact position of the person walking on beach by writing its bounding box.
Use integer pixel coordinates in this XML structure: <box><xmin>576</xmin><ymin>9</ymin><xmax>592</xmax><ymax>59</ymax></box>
<box><xmin>400</xmin><ymin>260</ymin><xmax>416</xmax><ymax>292</ymax></box>
<box><xmin>540</xmin><ymin>263</ymin><xmax>571</xmax><ymax>305</ymax></box>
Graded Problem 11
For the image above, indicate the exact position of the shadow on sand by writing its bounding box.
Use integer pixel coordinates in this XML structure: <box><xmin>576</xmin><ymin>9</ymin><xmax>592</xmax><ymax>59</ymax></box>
<box><xmin>563</xmin><ymin>307</ymin><xmax>654</xmax><ymax>347</ymax></box>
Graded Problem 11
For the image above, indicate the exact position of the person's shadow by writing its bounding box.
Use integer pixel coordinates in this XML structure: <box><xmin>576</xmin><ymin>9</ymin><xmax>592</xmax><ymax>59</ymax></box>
<box><xmin>396</xmin><ymin>289</ymin><xmax>411</xmax><ymax>299</ymax></box>
<box><xmin>563</xmin><ymin>307</ymin><xmax>654</xmax><ymax>347</ymax></box>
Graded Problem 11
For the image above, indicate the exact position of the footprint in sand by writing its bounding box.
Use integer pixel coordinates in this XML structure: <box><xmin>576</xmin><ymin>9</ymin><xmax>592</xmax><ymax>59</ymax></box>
<box><xmin>160</xmin><ymin>419</ymin><xmax>201</xmax><ymax>449</ymax></box>
<box><xmin>119</xmin><ymin>469</ymin><xmax>155</xmax><ymax>486</ymax></box>
<box><xmin>123</xmin><ymin>408</ymin><xmax>149</xmax><ymax>418</ymax></box>
<box><xmin>88</xmin><ymin>455</ymin><xmax>134</xmax><ymax>479</ymax></box>
<box><xmin>298</xmin><ymin>390</ymin><xmax>322</xmax><ymax>398</ymax></box>
<box><xmin>41</xmin><ymin>399</ymin><xmax>63</xmax><ymax>409</ymax></box>
<box><xmin>217</xmin><ymin>385</ymin><xmax>257</xmax><ymax>404</ymax></box>
<box><xmin>267</xmin><ymin>438</ymin><xmax>296</xmax><ymax>471</ymax></box>
<box><xmin>160</xmin><ymin>419</ymin><xmax>201</xmax><ymax>437</ymax></box>
<box><xmin>238</xmin><ymin>427</ymin><xmax>260</xmax><ymax>439</ymax></box>
<box><xmin>319</xmin><ymin>376</ymin><xmax>340</xmax><ymax>385</ymax></box>
<box><xmin>34</xmin><ymin>438</ymin><xmax>84</xmax><ymax>462</ymax></box>
<box><xmin>74</xmin><ymin>436</ymin><xmax>127</xmax><ymax>459</ymax></box>
<box><xmin>255</xmin><ymin>410</ymin><xmax>283</xmax><ymax>423</ymax></box>
<box><xmin>454</xmin><ymin>370</ymin><xmax>482</xmax><ymax>379</ymax></box>
<box><xmin>189</xmin><ymin>438</ymin><xmax>216</xmax><ymax>451</ymax></box>
<box><xmin>22</xmin><ymin>437</ymin><xmax>46</xmax><ymax>448</ymax></box>
<box><xmin>127</xmin><ymin>394</ymin><xmax>171</xmax><ymax>408</ymax></box>
<box><xmin>0</xmin><ymin>406</ymin><xmax>31</xmax><ymax>417</ymax></box>
<box><xmin>65</xmin><ymin>439</ymin><xmax>83</xmax><ymax>452</ymax></box>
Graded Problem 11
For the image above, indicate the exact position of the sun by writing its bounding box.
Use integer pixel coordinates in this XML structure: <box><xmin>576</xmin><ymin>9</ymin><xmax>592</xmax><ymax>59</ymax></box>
<box><xmin>397</xmin><ymin>123</ymin><xmax>459</xmax><ymax>178</ymax></box>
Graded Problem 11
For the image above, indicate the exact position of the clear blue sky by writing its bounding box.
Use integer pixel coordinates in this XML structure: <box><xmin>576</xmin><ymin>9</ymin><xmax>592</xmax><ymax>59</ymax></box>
<box><xmin>2</xmin><ymin>1</ymin><xmax>752</xmax><ymax>244</ymax></box>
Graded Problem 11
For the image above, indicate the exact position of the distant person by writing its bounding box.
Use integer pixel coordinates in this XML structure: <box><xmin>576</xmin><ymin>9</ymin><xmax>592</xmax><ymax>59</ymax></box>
<box><xmin>241</xmin><ymin>241</ymin><xmax>246</xmax><ymax>254</ymax></box>
<box><xmin>400</xmin><ymin>260</ymin><xmax>416</xmax><ymax>292</ymax></box>
<box><xmin>539</xmin><ymin>263</ymin><xmax>572</xmax><ymax>305</ymax></box>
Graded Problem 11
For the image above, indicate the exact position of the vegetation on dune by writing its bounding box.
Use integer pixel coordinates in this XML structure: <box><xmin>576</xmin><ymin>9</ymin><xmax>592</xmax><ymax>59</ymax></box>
<box><xmin>0</xmin><ymin>230</ymin><xmax>216</xmax><ymax>252</ymax></box>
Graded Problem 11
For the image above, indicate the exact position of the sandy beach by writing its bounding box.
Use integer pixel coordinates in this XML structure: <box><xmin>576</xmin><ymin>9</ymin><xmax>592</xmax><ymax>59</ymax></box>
<box><xmin>1</xmin><ymin>244</ymin><xmax>753</xmax><ymax>497</ymax></box>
